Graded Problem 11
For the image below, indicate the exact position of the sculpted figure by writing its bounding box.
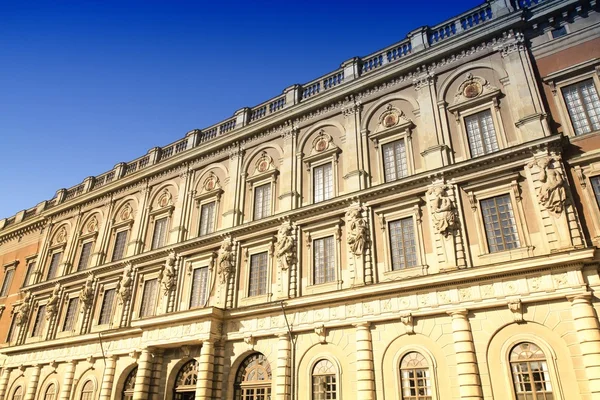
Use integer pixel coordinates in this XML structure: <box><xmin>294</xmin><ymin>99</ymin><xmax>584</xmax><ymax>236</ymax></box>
<box><xmin>161</xmin><ymin>251</ymin><xmax>177</xmax><ymax>295</ymax></box>
<box><xmin>538</xmin><ymin>159</ymin><xmax>566</xmax><ymax>215</ymax></box>
<box><xmin>46</xmin><ymin>283</ymin><xmax>61</xmax><ymax>320</ymax></box>
<box><xmin>346</xmin><ymin>206</ymin><xmax>368</xmax><ymax>256</ymax></box>
<box><xmin>217</xmin><ymin>240</ymin><xmax>235</xmax><ymax>284</ymax></box>
<box><xmin>118</xmin><ymin>263</ymin><xmax>133</xmax><ymax>304</ymax></box>
<box><xmin>14</xmin><ymin>291</ymin><xmax>32</xmax><ymax>326</ymax></box>
<box><xmin>79</xmin><ymin>274</ymin><xmax>94</xmax><ymax>309</ymax></box>
<box><xmin>431</xmin><ymin>187</ymin><xmax>455</xmax><ymax>236</ymax></box>
<box><xmin>276</xmin><ymin>224</ymin><xmax>294</xmax><ymax>271</ymax></box>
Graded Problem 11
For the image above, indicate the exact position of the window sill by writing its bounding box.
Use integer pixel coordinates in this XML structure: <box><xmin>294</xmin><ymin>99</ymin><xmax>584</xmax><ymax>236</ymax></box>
<box><xmin>239</xmin><ymin>293</ymin><xmax>272</xmax><ymax>307</ymax></box>
<box><xmin>381</xmin><ymin>265</ymin><xmax>428</xmax><ymax>281</ymax></box>
<box><xmin>569</xmin><ymin>129</ymin><xmax>600</xmax><ymax>142</ymax></box>
<box><xmin>478</xmin><ymin>246</ymin><xmax>534</xmax><ymax>263</ymax></box>
<box><xmin>305</xmin><ymin>280</ymin><xmax>342</xmax><ymax>295</ymax></box>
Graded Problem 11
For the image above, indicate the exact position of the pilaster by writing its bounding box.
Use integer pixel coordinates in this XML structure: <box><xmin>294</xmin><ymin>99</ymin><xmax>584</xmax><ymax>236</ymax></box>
<box><xmin>24</xmin><ymin>364</ymin><xmax>41</xmax><ymax>400</ymax></box>
<box><xmin>59</xmin><ymin>360</ymin><xmax>77</xmax><ymax>400</ymax></box>
<box><xmin>447</xmin><ymin>310</ymin><xmax>483</xmax><ymax>400</ymax></box>
<box><xmin>342</xmin><ymin>99</ymin><xmax>365</xmax><ymax>193</ymax></box>
<box><xmin>568</xmin><ymin>294</ymin><xmax>600</xmax><ymax>394</ymax></box>
<box><xmin>195</xmin><ymin>341</ymin><xmax>215</xmax><ymax>400</ymax></box>
<box><xmin>353</xmin><ymin>322</ymin><xmax>375</xmax><ymax>400</ymax></box>
<box><xmin>0</xmin><ymin>368</ymin><xmax>12</xmax><ymax>400</ymax></box>
<box><xmin>276</xmin><ymin>333</ymin><xmax>291</xmax><ymax>400</ymax></box>
<box><xmin>99</xmin><ymin>355</ymin><xmax>117</xmax><ymax>400</ymax></box>
<box><xmin>133</xmin><ymin>348</ymin><xmax>154</xmax><ymax>400</ymax></box>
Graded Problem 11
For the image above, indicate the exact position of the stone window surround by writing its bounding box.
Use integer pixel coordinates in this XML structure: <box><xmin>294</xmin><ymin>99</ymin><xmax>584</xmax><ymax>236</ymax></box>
<box><xmin>56</xmin><ymin>291</ymin><xmax>81</xmax><ymax>339</ymax></box>
<box><xmin>193</xmin><ymin>188</ymin><xmax>223</xmax><ymax>238</ymax></box>
<box><xmin>182</xmin><ymin>253</ymin><xmax>214</xmax><ymax>311</ymax></box>
<box><xmin>238</xmin><ymin>238</ymin><xmax>274</xmax><ymax>307</ymax></box>
<box><xmin>375</xmin><ymin>197</ymin><xmax>427</xmax><ymax>280</ymax></box>
<box><xmin>22</xmin><ymin>254</ymin><xmax>37</xmax><ymax>288</ymax></box>
<box><xmin>463</xmin><ymin>172</ymin><xmax>534</xmax><ymax>264</ymax></box>
<box><xmin>74</xmin><ymin>231</ymin><xmax>97</xmax><ymax>272</ymax></box>
<box><xmin>369</xmin><ymin>119</ymin><xmax>416</xmax><ymax>185</ymax></box>
<box><xmin>543</xmin><ymin>58</ymin><xmax>600</xmax><ymax>138</ymax></box>
<box><xmin>133</xmin><ymin>270</ymin><xmax>161</xmax><ymax>320</ymax></box>
<box><xmin>245</xmin><ymin>167</ymin><xmax>278</xmax><ymax>222</ymax></box>
<box><xmin>108</xmin><ymin>218</ymin><xmax>134</xmax><ymax>263</ymax></box>
<box><xmin>0</xmin><ymin>260</ymin><xmax>18</xmax><ymax>298</ymax></box>
<box><xmin>304</xmin><ymin>146</ymin><xmax>341</xmax><ymax>205</ymax></box>
<box><xmin>26</xmin><ymin>301</ymin><xmax>48</xmax><ymax>344</ymax></box>
<box><xmin>571</xmin><ymin>153</ymin><xmax>600</xmax><ymax>245</ymax></box>
<box><xmin>303</xmin><ymin>220</ymin><xmax>343</xmax><ymax>296</ymax></box>
<box><xmin>392</xmin><ymin>346</ymin><xmax>439</xmax><ymax>400</ymax></box>
<box><xmin>146</xmin><ymin>206</ymin><xmax>174</xmax><ymax>252</ymax></box>
<box><xmin>45</xmin><ymin>245</ymin><xmax>66</xmax><ymax>281</ymax></box>
<box><xmin>91</xmin><ymin>281</ymin><xmax>119</xmax><ymax>332</ymax></box>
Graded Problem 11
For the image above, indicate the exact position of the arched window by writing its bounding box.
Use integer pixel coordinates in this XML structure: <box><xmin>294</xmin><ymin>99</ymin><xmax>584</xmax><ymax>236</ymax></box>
<box><xmin>122</xmin><ymin>367</ymin><xmax>137</xmax><ymax>400</ymax></box>
<box><xmin>173</xmin><ymin>360</ymin><xmax>199</xmax><ymax>400</ymax></box>
<box><xmin>44</xmin><ymin>384</ymin><xmax>57</xmax><ymax>400</ymax></box>
<box><xmin>312</xmin><ymin>359</ymin><xmax>337</xmax><ymax>399</ymax></box>
<box><xmin>12</xmin><ymin>386</ymin><xmax>23</xmax><ymax>400</ymax></box>
<box><xmin>400</xmin><ymin>352</ymin><xmax>432</xmax><ymax>400</ymax></box>
<box><xmin>234</xmin><ymin>353</ymin><xmax>272</xmax><ymax>400</ymax></box>
<box><xmin>510</xmin><ymin>342</ymin><xmax>554</xmax><ymax>399</ymax></box>
<box><xmin>80</xmin><ymin>381</ymin><xmax>94</xmax><ymax>400</ymax></box>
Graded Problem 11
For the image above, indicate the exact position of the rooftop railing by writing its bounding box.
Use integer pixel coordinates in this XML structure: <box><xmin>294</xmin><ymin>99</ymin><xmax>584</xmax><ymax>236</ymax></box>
<box><xmin>0</xmin><ymin>0</ymin><xmax>554</xmax><ymax>228</ymax></box>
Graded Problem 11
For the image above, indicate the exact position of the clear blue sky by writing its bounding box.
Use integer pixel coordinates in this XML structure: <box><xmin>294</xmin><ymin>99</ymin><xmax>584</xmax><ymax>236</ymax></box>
<box><xmin>0</xmin><ymin>0</ymin><xmax>481</xmax><ymax>220</ymax></box>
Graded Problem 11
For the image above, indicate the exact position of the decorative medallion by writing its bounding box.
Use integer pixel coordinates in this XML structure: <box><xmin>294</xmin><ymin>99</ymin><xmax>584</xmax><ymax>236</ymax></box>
<box><xmin>55</xmin><ymin>226</ymin><xmax>67</xmax><ymax>244</ymax></box>
<box><xmin>255</xmin><ymin>151</ymin><xmax>273</xmax><ymax>173</ymax></box>
<box><xmin>454</xmin><ymin>73</ymin><xmax>496</xmax><ymax>104</ymax></box>
<box><xmin>86</xmin><ymin>216</ymin><xmax>99</xmax><ymax>234</ymax></box>
<box><xmin>463</xmin><ymin>81</ymin><xmax>482</xmax><ymax>98</ymax></box>
<box><xmin>311</xmin><ymin>130</ymin><xmax>333</xmax><ymax>153</ymax></box>
<box><xmin>120</xmin><ymin>203</ymin><xmax>133</xmax><ymax>221</ymax></box>
<box><xmin>157</xmin><ymin>189</ymin><xmax>172</xmax><ymax>208</ymax></box>
<box><xmin>203</xmin><ymin>173</ymin><xmax>218</xmax><ymax>192</ymax></box>
<box><xmin>378</xmin><ymin>104</ymin><xmax>405</xmax><ymax>129</ymax></box>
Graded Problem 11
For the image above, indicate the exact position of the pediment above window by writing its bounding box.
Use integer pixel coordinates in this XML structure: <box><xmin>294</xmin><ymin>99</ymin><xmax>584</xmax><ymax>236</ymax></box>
<box><xmin>447</xmin><ymin>74</ymin><xmax>501</xmax><ymax>113</ymax></box>
<box><xmin>370</xmin><ymin>104</ymin><xmax>414</xmax><ymax>145</ymax></box>
<box><xmin>303</xmin><ymin>131</ymin><xmax>341</xmax><ymax>170</ymax></box>
<box><xmin>247</xmin><ymin>151</ymin><xmax>279</xmax><ymax>184</ymax></box>
<box><xmin>195</xmin><ymin>172</ymin><xmax>224</xmax><ymax>202</ymax></box>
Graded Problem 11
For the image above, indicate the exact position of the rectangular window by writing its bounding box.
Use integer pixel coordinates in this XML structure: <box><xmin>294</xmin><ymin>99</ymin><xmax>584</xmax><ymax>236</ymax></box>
<box><xmin>139</xmin><ymin>279</ymin><xmax>158</xmax><ymax>318</ymax></box>
<box><xmin>31</xmin><ymin>305</ymin><xmax>46</xmax><ymax>337</ymax></box>
<box><xmin>388</xmin><ymin>218</ymin><xmax>418</xmax><ymax>271</ymax></box>
<box><xmin>151</xmin><ymin>217</ymin><xmax>168</xmax><ymax>250</ymax></box>
<box><xmin>562</xmin><ymin>79</ymin><xmax>600</xmax><ymax>135</ymax></box>
<box><xmin>248</xmin><ymin>252</ymin><xmax>268</xmax><ymax>297</ymax></box>
<box><xmin>23</xmin><ymin>261</ymin><xmax>36</xmax><ymax>287</ymax></box>
<box><xmin>481</xmin><ymin>194</ymin><xmax>521</xmax><ymax>253</ymax></box>
<box><xmin>313</xmin><ymin>236</ymin><xmax>335</xmax><ymax>285</ymax></box>
<box><xmin>313</xmin><ymin>163</ymin><xmax>333</xmax><ymax>203</ymax></box>
<box><xmin>189</xmin><ymin>267</ymin><xmax>209</xmax><ymax>308</ymax></box>
<box><xmin>0</xmin><ymin>269</ymin><xmax>14</xmax><ymax>297</ymax></box>
<box><xmin>77</xmin><ymin>242</ymin><xmax>93</xmax><ymax>271</ymax></box>
<box><xmin>98</xmin><ymin>288</ymin><xmax>116</xmax><ymax>325</ymax></box>
<box><xmin>382</xmin><ymin>139</ymin><xmax>408</xmax><ymax>182</ymax></box>
<box><xmin>592</xmin><ymin>176</ymin><xmax>600</xmax><ymax>207</ymax></box>
<box><xmin>112</xmin><ymin>230</ymin><xmax>128</xmax><ymax>262</ymax></box>
<box><xmin>199</xmin><ymin>202</ymin><xmax>216</xmax><ymax>236</ymax></box>
<box><xmin>551</xmin><ymin>26</ymin><xmax>567</xmax><ymax>38</ymax></box>
<box><xmin>6</xmin><ymin>315</ymin><xmax>17</xmax><ymax>343</ymax></box>
<box><xmin>253</xmin><ymin>184</ymin><xmax>272</xmax><ymax>220</ymax></box>
<box><xmin>47</xmin><ymin>252</ymin><xmax>62</xmax><ymax>279</ymax></box>
<box><xmin>465</xmin><ymin>110</ymin><xmax>499</xmax><ymax>157</ymax></box>
<box><xmin>61</xmin><ymin>298</ymin><xmax>79</xmax><ymax>332</ymax></box>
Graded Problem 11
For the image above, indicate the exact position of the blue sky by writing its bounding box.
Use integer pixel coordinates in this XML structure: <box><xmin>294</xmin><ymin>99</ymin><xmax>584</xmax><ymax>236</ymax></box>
<box><xmin>0</xmin><ymin>0</ymin><xmax>481</xmax><ymax>220</ymax></box>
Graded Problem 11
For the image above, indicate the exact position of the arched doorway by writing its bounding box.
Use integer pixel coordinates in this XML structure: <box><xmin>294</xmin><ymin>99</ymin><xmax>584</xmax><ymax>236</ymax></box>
<box><xmin>234</xmin><ymin>353</ymin><xmax>272</xmax><ymax>400</ymax></box>
<box><xmin>173</xmin><ymin>360</ymin><xmax>199</xmax><ymax>400</ymax></box>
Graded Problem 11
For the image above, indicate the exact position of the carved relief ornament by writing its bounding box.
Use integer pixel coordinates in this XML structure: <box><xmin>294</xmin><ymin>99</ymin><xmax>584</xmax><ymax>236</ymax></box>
<box><xmin>427</xmin><ymin>185</ymin><xmax>457</xmax><ymax>236</ymax></box>
<box><xmin>528</xmin><ymin>156</ymin><xmax>567</xmax><ymax>217</ymax></box>
<box><xmin>345</xmin><ymin>203</ymin><xmax>368</xmax><ymax>256</ymax></box>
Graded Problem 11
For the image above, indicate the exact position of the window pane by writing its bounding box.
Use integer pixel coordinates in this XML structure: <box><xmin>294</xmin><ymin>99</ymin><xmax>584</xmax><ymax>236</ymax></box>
<box><xmin>481</xmin><ymin>194</ymin><xmax>520</xmax><ymax>253</ymax></box>
<box><xmin>199</xmin><ymin>202</ymin><xmax>216</xmax><ymax>236</ymax></box>
<box><xmin>140</xmin><ymin>279</ymin><xmax>158</xmax><ymax>318</ymax></box>
<box><xmin>510</xmin><ymin>342</ymin><xmax>554</xmax><ymax>399</ymax></box>
<box><xmin>313</xmin><ymin>236</ymin><xmax>335</xmax><ymax>285</ymax></box>
<box><xmin>0</xmin><ymin>269</ymin><xmax>14</xmax><ymax>297</ymax></box>
<box><xmin>47</xmin><ymin>252</ymin><xmax>62</xmax><ymax>279</ymax></box>
<box><xmin>112</xmin><ymin>231</ymin><xmax>128</xmax><ymax>261</ymax></box>
<box><xmin>465</xmin><ymin>110</ymin><xmax>499</xmax><ymax>157</ymax></box>
<box><xmin>62</xmin><ymin>298</ymin><xmax>79</xmax><ymax>332</ymax></box>
<box><xmin>389</xmin><ymin>218</ymin><xmax>417</xmax><ymax>271</ymax></box>
<box><xmin>6</xmin><ymin>315</ymin><xmax>18</xmax><ymax>343</ymax></box>
<box><xmin>562</xmin><ymin>79</ymin><xmax>600</xmax><ymax>135</ymax></box>
<box><xmin>151</xmin><ymin>217</ymin><xmax>168</xmax><ymax>250</ymax></box>
<box><xmin>591</xmin><ymin>176</ymin><xmax>600</xmax><ymax>207</ymax></box>
<box><xmin>254</xmin><ymin>184</ymin><xmax>272</xmax><ymax>220</ymax></box>
<box><xmin>189</xmin><ymin>267</ymin><xmax>209</xmax><ymax>308</ymax></box>
<box><xmin>77</xmin><ymin>242</ymin><xmax>93</xmax><ymax>271</ymax></box>
<box><xmin>23</xmin><ymin>261</ymin><xmax>36</xmax><ymax>287</ymax></box>
<box><xmin>312</xmin><ymin>360</ymin><xmax>337</xmax><ymax>400</ymax></box>
<box><xmin>98</xmin><ymin>288</ymin><xmax>115</xmax><ymax>325</ymax></box>
<box><xmin>31</xmin><ymin>305</ymin><xmax>46</xmax><ymax>337</ymax></box>
<box><xmin>382</xmin><ymin>139</ymin><xmax>408</xmax><ymax>182</ymax></box>
<box><xmin>314</xmin><ymin>163</ymin><xmax>333</xmax><ymax>203</ymax></box>
<box><xmin>249</xmin><ymin>252</ymin><xmax>268</xmax><ymax>297</ymax></box>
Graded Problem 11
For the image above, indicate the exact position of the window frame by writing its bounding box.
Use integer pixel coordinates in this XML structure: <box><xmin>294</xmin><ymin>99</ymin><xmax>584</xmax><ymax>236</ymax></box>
<box><xmin>22</xmin><ymin>255</ymin><xmax>37</xmax><ymax>288</ymax></box>
<box><xmin>572</xmin><ymin>155</ymin><xmax>600</xmax><ymax>248</ymax></box>
<box><xmin>544</xmin><ymin>60</ymin><xmax>600</xmax><ymax>138</ymax></box>
<box><xmin>252</xmin><ymin>182</ymin><xmax>274</xmax><ymax>221</ymax></box>
<box><xmin>57</xmin><ymin>294</ymin><xmax>80</xmax><ymax>338</ymax></box>
<box><xmin>238</xmin><ymin>240</ymin><xmax>274</xmax><ymax>307</ymax></box>
<box><xmin>307</xmin><ymin>356</ymin><xmax>342</xmax><ymax>400</ymax></box>
<box><xmin>45</xmin><ymin>248</ymin><xmax>64</xmax><ymax>281</ymax></box>
<box><xmin>149</xmin><ymin>215</ymin><xmax>170</xmax><ymax>251</ymax></box>
<box><xmin>245</xmin><ymin>158</ymin><xmax>279</xmax><ymax>222</ymax></box>
<box><xmin>75</xmin><ymin>239</ymin><xmax>95</xmax><ymax>272</ymax></box>
<box><xmin>91</xmin><ymin>282</ymin><xmax>118</xmax><ymax>332</ymax></box>
<box><xmin>0</xmin><ymin>261</ymin><xmax>18</xmax><ymax>298</ymax></box>
<box><xmin>110</xmin><ymin>222</ymin><xmax>132</xmax><ymax>263</ymax></box>
<box><xmin>28</xmin><ymin>302</ymin><xmax>48</xmax><ymax>342</ymax></box>
<box><xmin>391</xmin><ymin>347</ymin><xmax>439</xmax><ymax>400</ymax></box>
<box><xmin>303</xmin><ymin>135</ymin><xmax>341</xmax><ymax>205</ymax></box>
<box><xmin>198</xmin><ymin>200</ymin><xmax>217</xmax><ymax>237</ymax></box>
<box><xmin>183</xmin><ymin>254</ymin><xmax>215</xmax><ymax>311</ymax></box>
<box><xmin>138</xmin><ymin>276</ymin><xmax>159</xmax><ymax>319</ymax></box>
<box><xmin>194</xmin><ymin>187</ymin><xmax>223</xmax><ymax>239</ymax></box>
<box><xmin>303</xmin><ymin>221</ymin><xmax>343</xmax><ymax>296</ymax></box>
<box><xmin>311</xmin><ymin>161</ymin><xmax>335</xmax><ymax>203</ymax></box>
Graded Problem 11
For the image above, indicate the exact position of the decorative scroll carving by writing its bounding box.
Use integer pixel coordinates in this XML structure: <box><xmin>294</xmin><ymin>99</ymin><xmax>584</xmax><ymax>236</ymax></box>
<box><xmin>160</xmin><ymin>251</ymin><xmax>177</xmax><ymax>295</ymax></box>
<box><xmin>428</xmin><ymin>186</ymin><xmax>456</xmax><ymax>236</ymax></box>
<box><xmin>276</xmin><ymin>223</ymin><xmax>295</xmax><ymax>272</ymax></box>
<box><xmin>345</xmin><ymin>203</ymin><xmax>368</xmax><ymax>256</ymax></box>
<box><xmin>529</xmin><ymin>157</ymin><xmax>566</xmax><ymax>217</ymax></box>
<box><xmin>79</xmin><ymin>274</ymin><xmax>95</xmax><ymax>310</ymax></box>
<box><xmin>45</xmin><ymin>283</ymin><xmax>61</xmax><ymax>320</ymax></box>
<box><xmin>312</xmin><ymin>131</ymin><xmax>333</xmax><ymax>153</ymax></box>
<box><xmin>244</xmin><ymin>334</ymin><xmax>255</xmax><ymax>350</ymax></box>
<box><xmin>255</xmin><ymin>151</ymin><xmax>274</xmax><ymax>174</ymax></box>
<box><xmin>217</xmin><ymin>239</ymin><xmax>235</xmax><ymax>284</ymax></box>
<box><xmin>117</xmin><ymin>263</ymin><xmax>133</xmax><ymax>304</ymax></box>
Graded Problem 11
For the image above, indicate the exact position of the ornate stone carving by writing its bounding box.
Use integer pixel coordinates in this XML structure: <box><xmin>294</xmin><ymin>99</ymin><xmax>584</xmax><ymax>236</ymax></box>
<box><xmin>453</xmin><ymin>73</ymin><xmax>499</xmax><ymax>105</ymax></box>
<box><xmin>428</xmin><ymin>186</ymin><xmax>456</xmax><ymax>236</ymax></box>
<box><xmin>508</xmin><ymin>299</ymin><xmax>524</xmax><ymax>323</ymax></box>
<box><xmin>13</xmin><ymin>291</ymin><xmax>32</xmax><ymax>326</ymax></box>
<box><xmin>312</xmin><ymin>131</ymin><xmax>332</xmax><ymax>153</ymax></box>
<box><xmin>45</xmin><ymin>283</ymin><xmax>61</xmax><ymax>320</ymax></box>
<box><xmin>276</xmin><ymin>222</ymin><xmax>295</xmax><ymax>271</ymax></box>
<box><xmin>157</xmin><ymin>189</ymin><xmax>173</xmax><ymax>208</ymax></box>
<box><xmin>120</xmin><ymin>203</ymin><xmax>133</xmax><ymax>221</ymax></box>
<box><xmin>314</xmin><ymin>324</ymin><xmax>326</xmax><ymax>344</ymax></box>
<box><xmin>117</xmin><ymin>263</ymin><xmax>133</xmax><ymax>304</ymax></box>
<box><xmin>400</xmin><ymin>313</ymin><xmax>414</xmax><ymax>335</ymax></box>
<box><xmin>54</xmin><ymin>226</ymin><xmax>67</xmax><ymax>245</ymax></box>
<box><xmin>160</xmin><ymin>251</ymin><xmax>177</xmax><ymax>295</ymax></box>
<box><xmin>217</xmin><ymin>239</ymin><xmax>235</xmax><ymax>284</ymax></box>
<box><xmin>244</xmin><ymin>334</ymin><xmax>255</xmax><ymax>350</ymax></box>
<box><xmin>536</xmin><ymin>157</ymin><xmax>566</xmax><ymax>217</ymax></box>
<box><xmin>345</xmin><ymin>203</ymin><xmax>368</xmax><ymax>256</ymax></box>
<box><xmin>86</xmin><ymin>216</ymin><xmax>99</xmax><ymax>234</ymax></box>
<box><xmin>255</xmin><ymin>151</ymin><xmax>274</xmax><ymax>174</ymax></box>
<box><xmin>79</xmin><ymin>274</ymin><xmax>95</xmax><ymax>310</ymax></box>
<box><xmin>379</xmin><ymin>104</ymin><xmax>403</xmax><ymax>128</ymax></box>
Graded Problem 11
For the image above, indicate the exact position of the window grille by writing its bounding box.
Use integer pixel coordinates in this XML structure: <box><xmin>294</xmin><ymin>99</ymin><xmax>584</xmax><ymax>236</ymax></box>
<box><xmin>400</xmin><ymin>352</ymin><xmax>432</xmax><ymax>400</ymax></box>
<box><xmin>389</xmin><ymin>218</ymin><xmax>417</xmax><ymax>270</ymax></box>
<box><xmin>253</xmin><ymin>183</ymin><xmax>272</xmax><ymax>220</ymax></box>
<box><xmin>591</xmin><ymin>176</ymin><xmax>600</xmax><ymax>207</ymax></box>
<box><xmin>31</xmin><ymin>305</ymin><xmax>46</xmax><ymax>337</ymax></box>
<box><xmin>47</xmin><ymin>252</ymin><xmax>62</xmax><ymax>279</ymax></box>
<box><xmin>62</xmin><ymin>298</ymin><xmax>79</xmax><ymax>332</ymax></box>
<box><xmin>139</xmin><ymin>279</ymin><xmax>158</xmax><ymax>318</ymax></box>
<box><xmin>562</xmin><ymin>79</ymin><xmax>600</xmax><ymax>135</ymax></box>
<box><xmin>44</xmin><ymin>384</ymin><xmax>56</xmax><ymax>400</ymax></box>
<box><xmin>79</xmin><ymin>381</ymin><xmax>94</xmax><ymax>400</ymax></box>
<box><xmin>98</xmin><ymin>288</ymin><xmax>116</xmax><ymax>325</ymax></box>
<box><xmin>77</xmin><ymin>242</ymin><xmax>93</xmax><ymax>271</ymax></box>
<box><xmin>481</xmin><ymin>194</ymin><xmax>520</xmax><ymax>252</ymax></box>
<box><xmin>313</xmin><ymin>163</ymin><xmax>333</xmax><ymax>203</ymax></box>
<box><xmin>382</xmin><ymin>139</ymin><xmax>408</xmax><ymax>182</ymax></box>
<box><xmin>0</xmin><ymin>269</ymin><xmax>14</xmax><ymax>297</ymax></box>
<box><xmin>199</xmin><ymin>202</ymin><xmax>216</xmax><ymax>236</ymax></box>
<box><xmin>312</xmin><ymin>359</ymin><xmax>337</xmax><ymax>400</ymax></box>
<box><xmin>313</xmin><ymin>236</ymin><xmax>335</xmax><ymax>285</ymax></box>
<box><xmin>112</xmin><ymin>231</ymin><xmax>128</xmax><ymax>262</ymax></box>
<box><xmin>510</xmin><ymin>342</ymin><xmax>554</xmax><ymax>400</ymax></box>
<box><xmin>151</xmin><ymin>217</ymin><xmax>168</xmax><ymax>250</ymax></box>
<box><xmin>189</xmin><ymin>267</ymin><xmax>209</xmax><ymax>308</ymax></box>
<box><xmin>23</xmin><ymin>261</ymin><xmax>36</xmax><ymax>287</ymax></box>
<box><xmin>465</xmin><ymin>110</ymin><xmax>499</xmax><ymax>157</ymax></box>
<box><xmin>248</xmin><ymin>252</ymin><xmax>268</xmax><ymax>297</ymax></box>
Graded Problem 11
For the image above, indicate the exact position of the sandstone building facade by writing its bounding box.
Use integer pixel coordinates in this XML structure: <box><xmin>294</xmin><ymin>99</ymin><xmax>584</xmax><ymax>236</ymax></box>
<box><xmin>1</xmin><ymin>0</ymin><xmax>600</xmax><ymax>399</ymax></box>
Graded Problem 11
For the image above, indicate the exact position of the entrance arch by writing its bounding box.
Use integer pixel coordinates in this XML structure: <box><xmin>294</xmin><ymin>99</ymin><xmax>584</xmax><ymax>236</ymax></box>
<box><xmin>173</xmin><ymin>360</ymin><xmax>199</xmax><ymax>400</ymax></box>
<box><xmin>234</xmin><ymin>353</ymin><xmax>272</xmax><ymax>400</ymax></box>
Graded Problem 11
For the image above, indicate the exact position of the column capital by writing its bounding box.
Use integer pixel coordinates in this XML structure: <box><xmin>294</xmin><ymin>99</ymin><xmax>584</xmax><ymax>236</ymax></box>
<box><xmin>276</xmin><ymin>331</ymin><xmax>291</xmax><ymax>339</ymax></box>
<box><xmin>447</xmin><ymin>309</ymin><xmax>469</xmax><ymax>318</ymax></box>
<box><xmin>567</xmin><ymin>292</ymin><xmax>593</xmax><ymax>304</ymax></box>
<box><xmin>352</xmin><ymin>321</ymin><xmax>371</xmax><ymax>329</ymax></box>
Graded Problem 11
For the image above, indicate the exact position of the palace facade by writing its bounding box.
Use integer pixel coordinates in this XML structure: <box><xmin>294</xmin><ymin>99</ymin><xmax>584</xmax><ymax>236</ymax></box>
<box><xmin>1</xmin><ymin>0</ymin><xmax>600</xmax><ymax>399</ymax></box>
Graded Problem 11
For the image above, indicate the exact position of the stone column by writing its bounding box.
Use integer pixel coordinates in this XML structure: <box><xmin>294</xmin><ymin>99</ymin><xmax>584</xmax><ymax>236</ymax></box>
<box><xmin>99</xmin><ymin>355</ymin><xmax>117</xmax><ymax>400</ymax></box>
<box><xmin>150</xmin><ymin>350</ymin><xmax>164</xmax><ymax>400</ymax></box>
<box><xmin>448</xmin><ymin>310</ymin><xmax>483</xmax><ymax>400</ymax></box>
<box><xmin>569</xmin><ymin>294</ymin><xmax>600</xmax><ymax>394</ymax></box>
<box><xmin>354</xmin><ymin>322</ymin><xmax>375</xmax><ymax>400</ymax></box>
<box><xmin>24</xmin><ymin>364</ymin><xmax>41</xmax><ymax>400</ymax></box>
<box><xmin>276</xmin><ymin>333</ymin><xmax>291</xmax><ymax>400</ymax></box>
<box><xmin>195</xmin><ymin>341</ymin><xmax>214</xmax><ymax>400</ymax></box>
<box><xmin>212</xmin><ymin>341</ymin><xmax>225</xmax><ymax>400</ymax></box>
<box><xmin>0</xmin><ymin>367</ymin><xmax>12</xmax><ymax>400</ymax></box>
<box><xmin>59</xmin><ymin>360</ymin><xmax>77</xmax><ymax>400</ymax></box>
<box><xmin>133</xmin><ymin>348</ymin><xmax>154</xmax><ymax>400</ymax></box>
